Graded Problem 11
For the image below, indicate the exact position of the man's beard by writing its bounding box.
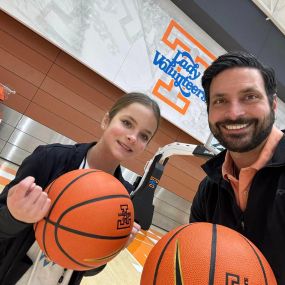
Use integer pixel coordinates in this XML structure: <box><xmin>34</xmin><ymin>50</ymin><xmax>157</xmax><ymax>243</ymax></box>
<box><xmin>209</xmin><ymin>109</ymin><xmax>275</xmax><ymax>153</ymax></box>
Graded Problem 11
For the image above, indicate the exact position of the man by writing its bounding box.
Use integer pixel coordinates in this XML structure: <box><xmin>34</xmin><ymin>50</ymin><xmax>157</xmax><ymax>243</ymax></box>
<box><xmin>190</xmin><ymin>51</ymin><xmax>285</xmax><ymax>284</ymax></box>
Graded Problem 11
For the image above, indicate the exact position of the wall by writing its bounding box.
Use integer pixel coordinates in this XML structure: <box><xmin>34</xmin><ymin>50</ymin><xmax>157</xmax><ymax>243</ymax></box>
<box><xmin>171</xmin><ymin>0</ymin><xmax>285</xmax><ymax>104</ymax></box>
<box><xmin>0</xmin><ymin>10</ymin><xmax>207</xmax><ymax>202</ymax></box>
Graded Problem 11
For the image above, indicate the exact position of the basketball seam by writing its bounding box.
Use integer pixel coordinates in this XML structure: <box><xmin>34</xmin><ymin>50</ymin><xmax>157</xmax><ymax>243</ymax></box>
<box><xmin>208</xmin><ymin>224</ymin><xmax>217</xmax><ymax>285</ymax></box>
<box><xmin>42</xmin><ymin>170</ymin><xmax>98</xmax><ymax>263</ymax></box>
<box><xmin>241</xmin><ymin>235</ymin><xmax>269</xmax><ymax>285</ymax></box>
<box><xmin>153</xmin><ymin>224</ymin><xmax>190</xmax><ymax>285</ymax></box>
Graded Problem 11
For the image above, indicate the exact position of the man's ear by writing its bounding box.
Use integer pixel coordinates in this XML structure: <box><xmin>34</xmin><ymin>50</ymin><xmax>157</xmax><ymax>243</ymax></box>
<box><xmin>272</xmin><ymin>94</ymin><xmax>277</xmax><ymax>113</ymax></box>
<box><xmin>101</xmin><ymin>113</ymin><xmax>110</xmax><ymax>130</ymax></box>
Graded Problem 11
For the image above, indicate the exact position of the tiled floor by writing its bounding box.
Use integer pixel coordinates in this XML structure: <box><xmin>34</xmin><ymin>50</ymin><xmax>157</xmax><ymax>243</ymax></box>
<box><xmin>0</xmin><ymin>158</ymin><xmax>165</xmax><ymax>285</ymax></box>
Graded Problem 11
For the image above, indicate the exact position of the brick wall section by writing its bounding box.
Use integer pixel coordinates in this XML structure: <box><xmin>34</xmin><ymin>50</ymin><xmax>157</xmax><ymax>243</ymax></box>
<box><xmin>0</xmin><ymin>10</ymin><xmax>207</xmax><ymax>201</ymax></box>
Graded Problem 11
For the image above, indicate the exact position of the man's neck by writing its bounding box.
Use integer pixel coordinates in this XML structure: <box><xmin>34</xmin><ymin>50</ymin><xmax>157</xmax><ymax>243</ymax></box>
<box><xmin>229</xmin><ymin>140</ymin><xmax>266</xmax><ymax>171</ymax></box>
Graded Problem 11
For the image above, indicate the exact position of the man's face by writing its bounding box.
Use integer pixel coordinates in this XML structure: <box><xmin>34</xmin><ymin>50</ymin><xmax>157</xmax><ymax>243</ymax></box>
<box><xmin>208</xmin><ymin>67</ymin><xmax>276</xmax><ymax>153</ymax></box>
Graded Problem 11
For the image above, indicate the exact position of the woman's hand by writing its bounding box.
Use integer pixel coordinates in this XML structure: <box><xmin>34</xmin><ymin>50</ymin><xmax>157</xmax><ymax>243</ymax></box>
<box><xmin>125</xmin><ymin>222</ymin><xmax>141</xmax><ymax>247</ymax></box>
<box><xmin>7</xmin><ymin>176</ymin><xmax>51</xmax><ymax>223</ymax></box>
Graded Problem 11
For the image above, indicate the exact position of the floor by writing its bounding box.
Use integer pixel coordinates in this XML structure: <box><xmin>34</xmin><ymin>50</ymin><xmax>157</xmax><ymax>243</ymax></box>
<box><xmin>0</xmin><ymin>158</ymin><xmax>165</xmax><ymax>285</ymax></box>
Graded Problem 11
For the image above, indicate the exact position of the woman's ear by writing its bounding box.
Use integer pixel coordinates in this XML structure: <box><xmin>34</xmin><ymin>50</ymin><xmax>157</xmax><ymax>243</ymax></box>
<box><xmin>101</xmin><ymin>113</ymin><xmax>110</xmax><ymax>130</ymax></box>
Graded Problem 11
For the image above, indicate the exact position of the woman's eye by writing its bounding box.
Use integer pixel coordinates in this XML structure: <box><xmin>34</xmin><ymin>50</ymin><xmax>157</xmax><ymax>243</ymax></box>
<box><xmin>140</xmin><ymin>133</ymin><xmax>149</xmax><ymax>142</ymax></box>
<box><xmin>122</xmin><ymin>120</ymin><xmax>132</xmax><ymax>128</ymax></box>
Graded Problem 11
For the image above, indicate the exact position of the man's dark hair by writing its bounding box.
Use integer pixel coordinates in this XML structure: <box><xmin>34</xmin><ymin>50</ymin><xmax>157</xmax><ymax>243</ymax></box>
<box><xmin>202</xmin><ymin>51</ymin><xmax>277</xmax><ymax>112</ymax></box>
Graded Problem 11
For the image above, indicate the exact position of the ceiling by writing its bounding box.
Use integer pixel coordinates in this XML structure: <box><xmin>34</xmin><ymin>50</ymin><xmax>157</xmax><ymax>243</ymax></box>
<box><xmin>170</xmin><ymin>0</ymin><xmax>285</xmax><ymax>103</ymax></box>
<box><xmin>252</xmin><ymin>0</ymin><xmax>285</xmax><ymax>36</ymax></box>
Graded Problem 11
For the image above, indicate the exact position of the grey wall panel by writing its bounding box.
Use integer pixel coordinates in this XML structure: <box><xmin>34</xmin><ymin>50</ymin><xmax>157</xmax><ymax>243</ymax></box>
<box><xmin>8</xmin><ymin>129</ymin><xmax>46</xmax><ymax>153</ymax></box>
<box><xmin>0</xmin><ymin>142</ymin><xmax>30</xmax><ymax>165</ymax></box>
<box><xmin>1</xmin><ymin>105</ymin><xmax>22</xmax><ymax>127</ymax></box>
<box><xmin>0</xmin><ymin>138</ymin><xmax>5</xmax><ymax>152</ymax></box>
<box><xmin>0</xmin><ymin>105</ymin><xmax>75</xmax><ymax>165</ymax></box>
<box><xmin>0</xmin><ymin>122</ymin><xmax>14</xmax><ymax>141</ymax></box>
<box><xmin>155</xmin><ymin>187</ymin><xmax>191</xmax><ymax>214</ymax></box>
<box><xmin>153</xmin><ymin>197</ymin><xmax>190</xmax><ymax>224</ymax></box>
<box><xmin>17</xmin><ymin>116</ymin><xmax>75</xmax><ymax>145</ymax></box>
<box><xmin>152</xmin><ymin>211</ymin><xmax>182</xmax><ymax>232</ymax></box>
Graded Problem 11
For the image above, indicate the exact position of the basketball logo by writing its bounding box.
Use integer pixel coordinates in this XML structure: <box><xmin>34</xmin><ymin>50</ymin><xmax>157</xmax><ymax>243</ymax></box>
<box><xmin>34</xmin><ymin>169</ymin><xmax>134</xmax><ymax>270</ymax></box>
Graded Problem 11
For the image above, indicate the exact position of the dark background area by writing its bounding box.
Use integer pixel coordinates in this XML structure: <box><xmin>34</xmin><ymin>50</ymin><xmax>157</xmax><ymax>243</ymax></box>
<box><xmin>171</xmin><ymin>0</ymin><xmax>285</xmax><ymax>102</ymax></box>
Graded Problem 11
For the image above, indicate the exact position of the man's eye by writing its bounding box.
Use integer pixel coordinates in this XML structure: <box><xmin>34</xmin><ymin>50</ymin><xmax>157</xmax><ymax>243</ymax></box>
<box><xmin>245</xmin><ymin>94</ymin><xmax>258</xmax><ymax>100</ymax></box>
<box><xmin>212</xmin><ymin>98</ymin><xmax>225</xmax><ymax>105</ymax></box>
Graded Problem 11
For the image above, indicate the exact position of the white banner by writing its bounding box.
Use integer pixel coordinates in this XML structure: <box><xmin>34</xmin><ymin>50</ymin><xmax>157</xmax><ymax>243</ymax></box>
<box><xmin>0</xmin><ymin>0</ymin><xmax>226</xmax><ymax>143</ymax></box>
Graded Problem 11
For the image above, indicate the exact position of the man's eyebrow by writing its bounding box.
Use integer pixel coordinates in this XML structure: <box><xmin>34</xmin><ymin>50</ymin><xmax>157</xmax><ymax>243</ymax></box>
<box><xmin>239</xmin><ymin>87</ymin><xmax>260</xmax><ymax>94</ymax></box>
<box><xmin>211</xmin><ymin>93</ymin><xmax>225</xmax><ymax>99</ymax></box>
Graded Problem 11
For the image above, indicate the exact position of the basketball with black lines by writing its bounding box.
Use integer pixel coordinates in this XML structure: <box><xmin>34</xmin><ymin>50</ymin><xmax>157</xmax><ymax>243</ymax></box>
<box><xmin>34</xmin><ymin>169</ymin><xmax>134</xmax><ymax>271</ymax></box>
<box><xmin>141</xmin><ymin>223</ymin><xmax>277</xmax><ymax>285</ymax></box>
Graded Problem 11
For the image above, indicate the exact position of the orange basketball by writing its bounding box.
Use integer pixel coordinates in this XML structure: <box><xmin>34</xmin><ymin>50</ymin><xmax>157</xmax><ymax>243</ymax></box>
<box><xmin>34</xmin><ymin>169</ymin><xmax>134</xmax><ymax>271</ymax></box>
<box><xmin>141</xmin><ymin>223</ymin><xmax>277</xmax><ymax>285</ymax></box>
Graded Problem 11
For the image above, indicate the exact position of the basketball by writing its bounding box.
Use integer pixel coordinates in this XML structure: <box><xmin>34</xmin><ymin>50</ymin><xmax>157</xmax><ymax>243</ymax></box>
<box><xmin>34</xmin><ymin>169</ymin><xmax>134</xmax><ymax>271</ymax></box>
<box><xmin>141</xmin><ymin>222</ymin><xmax>277</xmax><ymax>285</ymax></box>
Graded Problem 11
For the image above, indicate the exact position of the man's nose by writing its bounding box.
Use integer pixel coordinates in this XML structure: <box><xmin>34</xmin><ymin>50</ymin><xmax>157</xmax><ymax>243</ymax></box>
<box><xmin>224</xmin><ymin>101</ymin><xmax>245</xmax><ymax>120</ymax></box>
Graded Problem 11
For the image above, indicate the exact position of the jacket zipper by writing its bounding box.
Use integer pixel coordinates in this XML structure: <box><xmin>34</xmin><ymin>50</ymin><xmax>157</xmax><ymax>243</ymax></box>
<box><xmin>240</xmin><ymin>214</ymin><xmax>245</xmax><ymax>232</ymax></box>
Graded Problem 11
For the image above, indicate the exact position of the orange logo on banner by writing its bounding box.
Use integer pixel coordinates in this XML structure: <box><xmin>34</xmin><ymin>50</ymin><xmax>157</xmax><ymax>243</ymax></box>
<box><xmin>0</xmin><ymin>86</ymin><xmax>4</xmax><ymax>101</ymax></box>
<box><xmin>152</xmin><ymin>19</ymin><xmax>216</xmax><ymax>115</ymax></box>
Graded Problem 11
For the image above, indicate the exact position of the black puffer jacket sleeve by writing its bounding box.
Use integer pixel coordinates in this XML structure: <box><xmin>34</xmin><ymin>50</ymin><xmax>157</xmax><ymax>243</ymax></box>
<box><xmin>0</xmin><ymin>145</ymin><xmax>48</xmax><ymax>239</ymax></box>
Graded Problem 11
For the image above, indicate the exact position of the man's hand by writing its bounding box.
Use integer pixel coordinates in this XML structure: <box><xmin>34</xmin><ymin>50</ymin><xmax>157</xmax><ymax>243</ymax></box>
<box><xmin>7</xmin><ymin>176</ymin><xmax>51</xmax><ymax>223</ymax></box>
<box><xmin>125</xmin><ymin>222</ymin><xmax>141</xmax><ymax>248</ymax></box>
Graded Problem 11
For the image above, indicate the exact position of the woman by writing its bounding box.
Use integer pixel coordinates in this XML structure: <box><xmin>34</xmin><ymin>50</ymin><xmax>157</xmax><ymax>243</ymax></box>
<box><xmin>0</xmin><ymin>92</ymin><xmax>161</xmax><ymax>285</ymax></box>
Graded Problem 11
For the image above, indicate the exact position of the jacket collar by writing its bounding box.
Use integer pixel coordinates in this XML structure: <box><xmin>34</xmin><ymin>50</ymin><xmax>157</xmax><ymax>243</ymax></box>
<box><xmin>202</xmin><ymin>130</ymin><xmax>285</xmax><ymax>183</ymax></box>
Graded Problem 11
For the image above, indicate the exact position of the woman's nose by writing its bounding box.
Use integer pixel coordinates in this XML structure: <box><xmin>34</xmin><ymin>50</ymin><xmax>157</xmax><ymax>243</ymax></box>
<box><xmin>127</xmin><ymin>133</ymin><xmax>137</xmax><ymax>143</ymax></box>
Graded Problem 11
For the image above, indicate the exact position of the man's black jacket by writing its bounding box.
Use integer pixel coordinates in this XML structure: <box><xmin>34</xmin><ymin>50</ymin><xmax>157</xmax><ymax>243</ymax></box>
<box><xmin>190</xmin><ymin>133</ymin><xmax>285</xmax><ymax>284</ymax></box>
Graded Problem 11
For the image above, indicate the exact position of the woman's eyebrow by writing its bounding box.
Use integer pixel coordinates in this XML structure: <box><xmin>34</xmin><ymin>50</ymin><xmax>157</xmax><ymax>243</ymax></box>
<box><xmin>124</xmin><ymin>115</ymin><xmax>154</xmax><ymax>136</ymax></box>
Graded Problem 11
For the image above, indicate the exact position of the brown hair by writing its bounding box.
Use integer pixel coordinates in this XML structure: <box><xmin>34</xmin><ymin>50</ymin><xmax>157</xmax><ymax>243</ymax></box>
<box><xmin>108</xmin><ymin>92</ymin><xmax>161</xmax><ymax>135</ymax></box>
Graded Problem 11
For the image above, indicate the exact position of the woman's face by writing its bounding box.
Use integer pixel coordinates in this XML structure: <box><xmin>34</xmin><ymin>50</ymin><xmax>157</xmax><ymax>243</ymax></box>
<box><xmin>101</xmin><ymin>103</ymin><xmax>158</xmax><ymax>162</ymax></box>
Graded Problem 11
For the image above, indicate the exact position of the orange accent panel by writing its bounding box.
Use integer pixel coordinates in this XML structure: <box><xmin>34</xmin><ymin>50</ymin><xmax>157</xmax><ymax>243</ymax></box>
<box><xmin>0</xmin><ymin>176</ymin><xmax>11</xmax><ymax>186</ymax></box>
<box><xmin>0</xmin><ymin>165</ymin><xmax>17</xmax><ymax>176</ymax></box>
<box><xmin>0</xmin><ymin>86</ymin><xmax>4</xmax><ymax>101</ymax></box>
<box><xmin>127</xmin><ymin>229</ymin><xmax>165</xmax><ymax>266</ymax></box>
